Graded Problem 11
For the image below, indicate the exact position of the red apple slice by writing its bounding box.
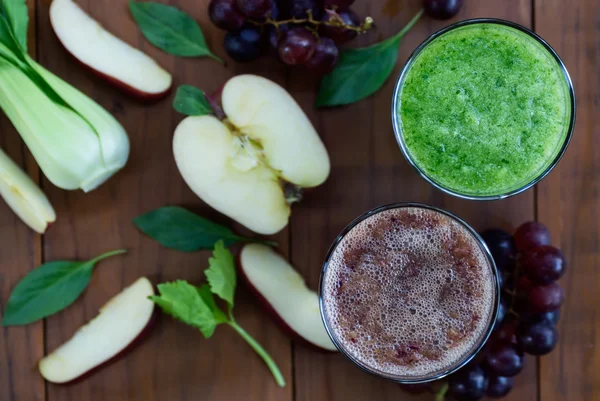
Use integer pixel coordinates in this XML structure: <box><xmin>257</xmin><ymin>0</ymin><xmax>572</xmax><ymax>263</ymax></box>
<box><xmin>239</xmin><ymin>243</ymin><xmax>337</xmax><ymax>351</ymax></box>
<box><xmin>39</xmin><ymin>277</ymin><xmax>155</xmax><ymax>383</ymax></box>
<box><xmin>49</xmin><ymin>0</ymin><xmax>172</xmax><ymax>101</ymax></box>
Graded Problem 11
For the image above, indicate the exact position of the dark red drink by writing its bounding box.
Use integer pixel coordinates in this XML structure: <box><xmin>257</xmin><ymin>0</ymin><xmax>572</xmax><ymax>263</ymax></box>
<box><xmin>320</xmin><ymin>204</ymin><xmax>498</xmax><ymax>382</ymax></box>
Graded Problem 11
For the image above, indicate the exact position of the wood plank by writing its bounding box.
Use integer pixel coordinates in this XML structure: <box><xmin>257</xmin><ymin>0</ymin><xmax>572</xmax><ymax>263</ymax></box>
<box><xmin>0</xmin><ymin>1</ymin><xmax>45</xmax><ymax>400</ymax></box>
<box><xmin>535</xmin><ymin>0</ymin><xmax>600</xmax><ymax>400</ymax></box>
<box><xmin>290</xmin><ymin>1</ymin><xmax>536</xmax><ymax>400</ymax></box>
<box><xmin>35</xmin><ymin>1</ymin><xmax>292</xmax><ymax>400</ymax></box>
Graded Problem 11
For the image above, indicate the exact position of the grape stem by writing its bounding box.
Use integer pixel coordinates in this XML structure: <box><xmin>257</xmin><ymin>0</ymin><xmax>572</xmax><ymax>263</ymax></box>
<box><xmin>249</xmin><ymin>9</ymin><xmax>374</xmax><ymax>34</ymax></box>
<box><xmin>435</xmin><ymin>382</ymin><xmax>449</xmax><ymax>401</ymax></box>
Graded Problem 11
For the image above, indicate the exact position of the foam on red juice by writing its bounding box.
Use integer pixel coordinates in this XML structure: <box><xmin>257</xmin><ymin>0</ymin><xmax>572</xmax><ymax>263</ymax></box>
<box><xmin>322</xmin><ymin>207</ymin><xmax>496</xmax><ymax>379</ymax></box>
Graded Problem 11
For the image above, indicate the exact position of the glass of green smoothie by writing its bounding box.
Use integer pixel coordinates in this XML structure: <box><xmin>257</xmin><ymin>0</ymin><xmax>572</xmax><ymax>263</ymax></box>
<box><xmin>392</xmin><ymin>19</ymin><xmax>575</xmax><ymax>200</ymax></box>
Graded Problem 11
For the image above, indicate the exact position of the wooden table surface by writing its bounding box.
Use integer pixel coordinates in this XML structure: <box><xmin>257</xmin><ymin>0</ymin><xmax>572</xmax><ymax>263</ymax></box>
<box><xmin>0</xmin><ymin>0</ymin><xmax>597</xmax><ymax>400</ymax></box>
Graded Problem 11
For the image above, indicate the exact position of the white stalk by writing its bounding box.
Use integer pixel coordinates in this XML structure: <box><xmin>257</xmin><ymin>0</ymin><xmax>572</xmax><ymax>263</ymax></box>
<box><xmin>0</xmin><ymin>148</ymin><xmax>55</xmax><ymax>233</ymax></box>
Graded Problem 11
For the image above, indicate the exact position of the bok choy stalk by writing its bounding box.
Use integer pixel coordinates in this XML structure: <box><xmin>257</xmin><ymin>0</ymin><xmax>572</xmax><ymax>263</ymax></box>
<box><xmin>0</xmin><ymin>55</ymin><xmax>130</xmax><ymax>191</ymax></box>
<box><xmin>0</xmin><ymin>148</ymin><xmax>55</xmax><ymax>233</ymax></box>
<box><xmin>0</xmin><ymin>0</ymin><xmax>130</xmax><ymax>192</ymax></box>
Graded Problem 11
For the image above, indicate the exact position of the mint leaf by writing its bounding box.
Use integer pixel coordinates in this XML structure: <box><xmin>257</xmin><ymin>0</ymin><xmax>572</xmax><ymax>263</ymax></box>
<box><xmin>151</xmin><ymin>281</ymin><xmax>223</xmax><ymax>338</ymax></box>
<box><xmin>173</xmin><ymin>85</ymin><xmax>213</xmax><ymax>116</ymax></box>
<box><xmin>1</xmin><ymin>0</ymin><xmax>28</xmax><ymax>52</ymax></box>
<box><xmin>133</xmin><ymin>206</ymin><xmax>276</xmax><ymax>251</ymax></box>
<box><xmin>197</xmin><ymin>284</ymin><xmax>228</xmax><ymax>322</ymax></box>
<box><xmin>316</xmin><ymin>10</ymin><xmax>423</xmax><ymax>107</ymax></box>
<box><xmin>205</xmin><ymin>240</ymin><xmax>236</xmax><ymax>307</ymax></box>
<box><xmin>129</xmin><ymin>1</ymin><xmax>221</xmax><ymax>62</ymax></box>
<box><xmin>2</xmin><ymin>250</ymin><xmax>127</xmax><ymax>326</ymax></box>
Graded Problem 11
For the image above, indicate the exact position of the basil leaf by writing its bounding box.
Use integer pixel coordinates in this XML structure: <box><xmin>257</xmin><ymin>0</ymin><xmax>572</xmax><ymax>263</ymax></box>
<box><xmin>134</xmin><ymin>206</ymin><xmax>252</xmax><ymax>251</ymax></box>
<box><xmin>128</xmin><ymin>1</ymin><xmax>221</xmax><ymax>62</ymax></box>
<box><xmin>173</xmin><ymin>85</ymin><xmax>213</xmax><ymax>116</ymax></box>
<box><xmin>0</xmin><ymin>0</ymin><xmax>28</xmax><ymax>52</ymax></box>
<box><xmin>316</xmin><ymin>10</ymin><xmax>423</xmax><ymax>107</ymax></box>
<box><xmin>2</xmin><ymin>250</ymin><xmax>127</xmax><ymax>326</ymax></box>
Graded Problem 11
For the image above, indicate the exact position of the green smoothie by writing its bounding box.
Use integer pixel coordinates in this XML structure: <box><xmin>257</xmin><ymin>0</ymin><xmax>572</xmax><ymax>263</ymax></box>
<box><xmin>396</xmin><ymin>22</ymin><xmax>572</xmax><ymax>197</ymax></box>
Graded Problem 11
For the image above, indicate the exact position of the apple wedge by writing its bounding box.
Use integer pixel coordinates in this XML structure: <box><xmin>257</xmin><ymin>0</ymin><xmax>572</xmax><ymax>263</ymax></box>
<box><xmin>39</xmin><ymin>277</ymin><xmax>155</xmax><ymax>384</ymax></box>
<box><xmin>173</xmin><ymin>75</ymin><xmax>330</xmax><ymax>235</ymax></box>
<box><xmin>50</xmin><ymin>0</ymin><xmax>172</xmax><ymax>101</ymax></box>
<box><xmin>239</xmin><ymin>243</ymin><xmax>337</xmax><ymax>351</ymax></box>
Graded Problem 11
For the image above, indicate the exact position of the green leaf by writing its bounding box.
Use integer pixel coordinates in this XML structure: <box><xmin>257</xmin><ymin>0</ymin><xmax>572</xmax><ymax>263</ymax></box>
<box><xmin>205</xmin><ymin>240</ymin><xmax>236</xmax><ymax>307</ymax></box>
<box><xmin>316</xmin><ymin>10</ymin><xmax>423</xmax><ymax>108</ymax></box>
<box><xmin>173</xmin><ymin>85</ymin><xmax>213</xmax><ymax>116</ymax></box>
<box><xmin>2</xmin><ymin>250</ymin><xmax>127</xmax><ymax>326</ymax></box>
<box><xmin>150</xmin><ymin>280</ymin><xmax>224</xmax><ymax>338</ymax></box>
<box><xmin>197</xmin><ymin>284</ymin><xmax>227</xmax><ymax>322</ymax></box>
<box><xmin>1</xmin><ymin>0</ymin><xmax>28</xmax><ymax>52</ymax></box>
<box><xmin>133</xmin><ymin>206</ymin><xmax>252</xmax><ymax>251</ymax></box>
<box><xmin>128</xmin><ymin>1</ymin><xmax>221</xmax><ymax>62</ymax></box>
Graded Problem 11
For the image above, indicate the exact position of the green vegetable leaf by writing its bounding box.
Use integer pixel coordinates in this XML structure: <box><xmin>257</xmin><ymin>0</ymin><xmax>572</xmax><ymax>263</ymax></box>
<box><xmin>133</xmin><ymin>206</ymin><xmax>275</xmax><ymax>251</ymax></box>
<box><xmin>150</xmin><ymin>280</ymin><xmax>223</xmax><ymax>338</ymax></box>
<box><xmin>2</xmin><ymin>250</ymin><xmax>127</xmax><ymax>326</ymax></box>
<box><xmin>173</xmin><ymin>85</ymin><xmax>213</xmax><ymax>116</ymax></box>
<box><xmin>129</xmin><ymin>1</ymin><xmax>222</xmax><ymax>62</ymax></box>
<box><xmin>205</xmin><ymin>240</ymin><xmax>236</xmax><ymax>307</ymax></box>
<box><xmin>316</xmin><ymin>10</ymin><xmax>423</xmax><ymax>107</ymax></box>
<box><xmin>1</xmin><ymin>0</ymin><xmax>28</xmax><ymax>52</ymax></box>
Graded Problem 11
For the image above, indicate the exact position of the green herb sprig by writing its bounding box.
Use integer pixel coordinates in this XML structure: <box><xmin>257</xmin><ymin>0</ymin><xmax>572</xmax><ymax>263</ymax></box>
<box><xmin>151</xmin><ymin>240</ymin><xmax>286</xmax><ymax>387</ymax></box>
<box><xmin>129</xmin><ymin>1</ymin><xmax>222</xmax><ymax>62</ymax></box>
<box><xmin>316</xmin><ymin>9</ymin><xmax>424</xmax><ymax>107</ymax></box>
<box><xmin>2</xmin><ymin>250</ymin><xmax>127</xmax><ymax>326</ymax></box>
<box><xmin>133</xmin><ymin>206</ymin><xmax>276</xmax><ymax>251</ymax></box>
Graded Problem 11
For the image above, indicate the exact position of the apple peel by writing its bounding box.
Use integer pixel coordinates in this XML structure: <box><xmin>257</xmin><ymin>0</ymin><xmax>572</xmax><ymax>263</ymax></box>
<box><xmin>239</xmin><ymin>243</ymin><xmax>337</xmax><ymax>352</ymax></box>
<box><xmin>39</xmin><ymin>277</ymin><xmax>155</xmax><ymax>384</ymax></box>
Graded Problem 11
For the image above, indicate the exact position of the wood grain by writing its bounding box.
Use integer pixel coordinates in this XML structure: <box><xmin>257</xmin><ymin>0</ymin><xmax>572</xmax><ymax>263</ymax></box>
<box><xmin>0</xmin><ymin>0</ymin><xmax>595</xmax><ymax>400</ymax></box>
<box><xmin>0</xmin><ymin>1</ymin><xmax>44</xmax><ymax>400</ymax></box>
<box><xmin>35</xmin><ymin>1</ymin><xmax>291</xmax><ymax>400</ymax></box>
<box><xmin>290</xmin><ymin>1</ymin><xmax>537</xmax><ymax>401</ymax></box>
<box><xmin>536</xmin><ymin>0</ymin><xmax>600</xmax><ymax>400</ymax></box>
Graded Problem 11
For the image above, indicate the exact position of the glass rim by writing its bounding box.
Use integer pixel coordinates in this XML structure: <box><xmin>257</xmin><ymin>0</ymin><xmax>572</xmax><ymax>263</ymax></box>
<box><xmin>391</xmin><ymin>18</ymin><xmax>576</xmax><ymax>201</ymax></box>
<box><xmin>318</xmin><ymin>202</ymin><xmax>500</xmax><ymax>384</ymax></box>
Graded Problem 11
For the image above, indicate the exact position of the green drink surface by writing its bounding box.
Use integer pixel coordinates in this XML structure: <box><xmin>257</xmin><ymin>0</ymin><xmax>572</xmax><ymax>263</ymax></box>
<box><xmin>397</xmin><ymin>23</ymin><xmax>572</xmax><ymax>197</ymax></box>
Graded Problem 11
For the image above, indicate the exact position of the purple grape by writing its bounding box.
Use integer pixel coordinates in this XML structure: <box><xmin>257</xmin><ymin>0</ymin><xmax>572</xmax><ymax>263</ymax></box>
<box><xmin>517</xmin><ymin>320</ymin><xmax>558</xmax><ymax>355</ymax></box>
<box><xmin>485</xmin><ymin>344</ymin><xmax>524</xmax><ymax>377</ymax></box>
<box><xmin>267</xmin><ymin>23</ymin><xmax>290</xmax><ymax>50</ymax></box>
<box><xmin>237</xmin><ymin>0</ymin><xmax>274</xmax><ymax>18</ymax></box>
<box><xmin>514</xmin><ymin>221</ymin><xmax>551</xmax><ymax>252</ymax></box>
<box><xmin>522</xmin><ymin>245</ymin><xmax>566</xmax><ymax>284</ymax></box>
<box><xmin>481</xmin><ymin>229</ymin><xmax>516</xmax><ymax>270</ymax></box>
<box><xmin>320</xmin><ymin>9</ymin><xmax>360</xmax><ymax>43</ymax></box>
<box><xmin>528</xmin><ymin>283</ymin><xmax>564</xmax><ymax>313</ymax></box>
<box><xmin>529</xmin><ymin>309</ymin><xmax>561</xmax><ymax>324</ymax></box>
<box><xmin>224</xmin><ymin>26</ymin><xmax>266</xmax><ymax>62</ymax></box>
<box><xmin>305</xmin><ymin>37</ymin><xmax>339</xmax><ymax>74</ymax></box>
<box><xmin>424</xmin><ymin>0</ymin><xmax>463</xmax><ymax>20</ymax></box>
<box><xmin>324</xmin><ymin>0</ymin><xmax>354</xmax><ymax>10</ymax></box>
<box><xmin>448</xmin><ymin>364</ymin><xmax>488</xmax><ymax>401</ymax></box>
<box><xmin>487</xmin><ymin>376</ymin><xmax>513</xmax><ymax>398</ymax></box>
<box><xmin>494</xmin><ymin>299</ymin><xmax>507</xmax><ymax>330</ymax></box>
<box><xmin>278</xmin><ymin>27</ymin><xmax>317</xmax><ymax>65</ymax></box>
<box><xmin>279</xmin><ymin>0</ymin><xmax>324</xmax><ymax>19</ymax></box>
<box><xmin>209</xmin><ymin>0</ymin><xmax>246</xmax><ymax>31</ymax></box>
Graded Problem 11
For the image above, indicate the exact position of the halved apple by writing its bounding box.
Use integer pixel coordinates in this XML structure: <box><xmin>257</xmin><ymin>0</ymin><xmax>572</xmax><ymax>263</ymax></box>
<box><xmin>239</xmin><ymin>243</ymin><xmax>337</xmax><ymax>351</ymax></box>
<box><xmin>50</xmin><ymin>0</ymin><xmax>172</xmax><ymax>101</ymax></box>
<box><xmin>39</xmin><ymin>277</ymin><xmax>155</xmax><ymax>384</ymax></box>
<box><xmin>173</xmin><ymin>75</ymin><xmax>330</xmax><ymax>235</ymax></box>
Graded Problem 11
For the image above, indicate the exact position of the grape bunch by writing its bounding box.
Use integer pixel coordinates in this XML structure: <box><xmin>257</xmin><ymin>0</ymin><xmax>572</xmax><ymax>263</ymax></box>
<box><xmin>400</xmin><ymin>221</ymin><xmax>566</xmax><ymax>400</ymax></box>
<box><xmin>208</xmin><ymin>0</ymin><xmax>372</xmax><ymax>74</ymax></box>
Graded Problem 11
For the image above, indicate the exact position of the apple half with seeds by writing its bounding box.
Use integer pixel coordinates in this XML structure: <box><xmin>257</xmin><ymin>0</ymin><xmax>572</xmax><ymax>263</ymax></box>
<box><xmin>50</xmin><ymin>0</ymin><xmax>172</xmax><ymax>101</ymax></box>
<box><xmin>239</xmin><ymin>243</ymin><xmax>337</xmax><ymax>351</ymax></box>
<box><xmin>39</xmin><ymin>277</ymin><xmax>155</xmax><ymax>384</ymax></box>
<box><xmin>173</xmin><ymin>75</ymin><xmax>330</xmax><ymax>235</ymax></box>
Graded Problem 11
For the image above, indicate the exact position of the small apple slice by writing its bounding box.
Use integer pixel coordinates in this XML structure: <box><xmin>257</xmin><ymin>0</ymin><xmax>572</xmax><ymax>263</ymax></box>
<box><xmin>50</xmin><ymin>0</ymin><xmax>172</xmax><ymax>101</ymax></box>
<box><xmin>173</xmin><ymin>75</ymin><xmax>330</xmax><ymax>235</ymax></box>
<box><xmin>239</xmin><ymin>243</ymin><xmax>337</xmax><ymax>351</ymax></box>
<box><xmin>39</xmin><ymin>277</ymin><xmax>155</xmax><ymax>384</ymax></box>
